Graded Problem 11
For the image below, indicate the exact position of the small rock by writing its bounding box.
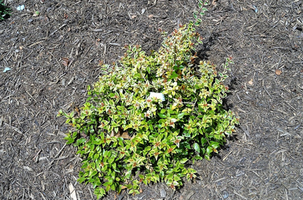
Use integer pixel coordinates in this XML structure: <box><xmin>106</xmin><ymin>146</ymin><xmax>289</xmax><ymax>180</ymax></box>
<box><xmin>16</xmin><ymin>5</ymin><xmax>25</xmax><ymax>11</ymax></box>
<box><xmin>222</xmin><ymin>190</ymin><xmax>229</xmax><ymax>199</ymax></box>
<box><xmin>275</xmin><ymin>69</ymin><xmax>282</xmax><ymax>75</ymax></box>
<box><xmin>3</xmin><ymin>67</ymin><xmax>11</xmax><ymax>73</ymax></box>
<box><xmin>160</xmin><ymin>188</ymin><xmax>166</xmax><ymax>198</ymax></box>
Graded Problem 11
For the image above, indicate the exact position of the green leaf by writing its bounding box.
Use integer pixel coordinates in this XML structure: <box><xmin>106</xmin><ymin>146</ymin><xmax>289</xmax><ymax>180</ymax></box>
<box><xmin>76</xmin><ymin>138</ymin><xmax>86</xmax><ymax>146</ymax></box>
<box><xmin>193</xmin><ymin>143</ymin><xmax>200</xmax><ymax>153</ymax></box>
<box><xmin>94</xmin><ymin>187</ymin><xmax>106</xmax><ymax>199</ymax></box>
<box><xmin>108</xmin><ymin>157</ymin><xmax>115</xmax><ymax>164</ymax></box>
<box><xmin>210</xmin><ymin>141</ymin><xmax>220</xmax><ymax>149</ymax></box>
<box><xmin>90</xmin><ymin>170</ymin><xmax>98</xmax><ymax>177</ymax></box>
<box><xmin>206</xmin><ymin>146</ymin><xmax>213</xmax><ymax>155</ymax></box>
<box><xmin>160</xmin><ymin>109</ymin><xmax>166</xmax><ymax>113</ymax></box>
<box><xmin>158</xmin><ymin>113</ymin><xmax>167</xmax><ymax>119</ymax></box>
<box><xmin>65</xmin><ymin>137</ymin><xmax>74</xmax><ymax>144</ymax></box>
<box><xmin>114</xmin><ymin>127</ymin><xmax>119</xmax><ymax>133</ymax></box>
<box><xmin>201</xmin><ymin>138</ymin><xmax>207</xmax><ymax>145</ymax></box>
<box><xmin>93</xmin><ymin>138</ymin><xmax>102</xmax><ymax>145</ymax></box>
<box><xmin>103</xmin><ymin>181</ymin><xmax>111</xmax><ymax>187</ymax></box>
<box><xmin>105</xmin><ymin>185</ymin><xmax>111</xmax><ymax>192</ymax></box>
<box><xmin>57</xmin><ymin>110</ymin><xmax>63</xmax><ymax>116</ymax></box>
<box><xmin>78</xmin><ymin>176</ymin><xmax>86</xmax><ymax>183</ymax></box>
<box><xmin>177</xmin><ymin>113</ymin><xmax>185</xmax><ymax>119</ymax></box>
<box><xmin>170</xmin><ymin>71</ymin><xmax>178</xmax><ymax>79</ymax></box>
<box><xmin>180</xmin><ymin>158</ymin><xmax>188</xmax><ymax>164</ymax></box>
<box><xmin>94</xmin><ymin>154</ymin><xmax>99</xmax><ymax>160</ymax></box>
<box><xmin>143</xmin><ymin>146</ymin><xmax>151</xmax><ymax>156</ymax></box>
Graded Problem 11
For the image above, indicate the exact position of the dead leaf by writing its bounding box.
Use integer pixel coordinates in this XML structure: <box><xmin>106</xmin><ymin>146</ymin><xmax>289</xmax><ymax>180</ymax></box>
<box><xmin>148</xmin><ymin>14</ymin><xmax>154</xmax><ymax>18</ymax></box>
<box><xmin>68</xmin><ymin>183</ymin><xmax>77</xmax><ymax>200</ymax></box>
<box><xmin>98</xmin><ymin>60</ymin><xmax>104</xmax><ymax>66</ymax></box>
<box><xmin>62</xmin><ymin>57</ymin><xmax>69</xmax><ymax>67</ymax></box>
<box><xmin>248</xmin><ymin>79</ymin><xmax>253</xmax><ymax>85</ymax></box>
<box><xmin>110</xmin><ymin>130</ymin><xmax>116</xmax><ymax>137</ymax></box>
<box><xmin>111</xmin><ymin>127</ymin><xmax>132</xmax><ymax>139</ymax></box>
<box><xmin>23</xmin><ymin>166</ymin><xmax>33</xmax><ymax>171</ymax></box>
<box><xmin>74</xmin><ymin>107</ymin><xmax>79</xmax><ymax>114</ymax></box>
<box><xmin>120</xmin><ymin>131</ymin><xmax>131</xmax><ymax>139</ymax></box>
<box><xmin>275</xmin><ymin>69</ymin><xmax>282</xmax><ymax>75</ymax></box>
<box><xmin>131</xmin><ymin>15</ymin><xmax>137</xmax><ymax>19</ymax></box>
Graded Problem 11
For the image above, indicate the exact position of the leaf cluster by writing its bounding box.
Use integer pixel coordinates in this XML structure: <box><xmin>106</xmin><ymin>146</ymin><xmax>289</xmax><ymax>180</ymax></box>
<box><xmin>193</xmin><ymin>0</ymin><xmax>209</xmax><ymax>26</ymax></box>
<box><xmin>0</xmin><ymin>0</ymin><xmax>11</xmax><ymax>21</ymax></box>
<box><xmin>58</xmin><ymin>22</ymin><xmax>239</xmax><ymax>199</ymax></box>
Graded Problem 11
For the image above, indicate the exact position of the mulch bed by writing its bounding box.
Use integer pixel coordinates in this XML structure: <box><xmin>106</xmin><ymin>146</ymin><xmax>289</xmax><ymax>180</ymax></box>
<box><xmin>0</xmin><ymin>0</ymin><xmax>302</xmax><ymax>199</ymax></box>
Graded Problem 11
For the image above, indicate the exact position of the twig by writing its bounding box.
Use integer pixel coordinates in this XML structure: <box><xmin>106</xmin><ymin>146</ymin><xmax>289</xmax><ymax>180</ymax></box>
<box><xmin>90</xmin><ymin>29</ymin><xmax>103</xmax><ymax>32</ymax></box>
<box><xmin>50</xmin><ymin>24</ymin><xmax>67</xmax><ymax>36</ymax></box>
<box><xmin>32</xmin><ymin>149</ymin><xmax>42</xmax><ymax>162</ymax></box>
<box><xmin>28</xmin><ymin>40</ymin><xmax>44</xmax><ymax>48</ymax></box>
<box><xmin>223</xmin><ymin>150</ymin><xmax>232</xmax><ymax>161</ymax></box>
<box><xmin>4</xmin><ymin>122</ymin><xmax>24</xmax><ymax>136</ymax></box>
<box><xmin>48</xmin><ymin>51</ymin><xmax>62</xmax><ymax>68</ymax></box>
<box><xmin>54</xmin><ymin>143</ymin><xmax>67</xmax><ymax>158</ymax></box>
<box><xmin>25</xmin><ymin>90</ymin><xmax>37</xmax><ymax>103</ymax></box>
<box><xmin>47</xmin><ymin>144</ymin><xmax>66</xmax><ymax>170</ymax></box>
<box><xmin>233</xmin><ymin>191</ymin><xmax>247</xmax><ymax>199</ymax></box>
<box><xmin>240</xmin><ymin>125</ymin><xmax>250</xmax><ymax>138</ymax></box>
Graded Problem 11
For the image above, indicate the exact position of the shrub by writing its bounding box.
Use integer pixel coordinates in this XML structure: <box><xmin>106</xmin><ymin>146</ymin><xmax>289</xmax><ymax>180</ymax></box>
<box><xmin>0</xmin><ymin>0</ymin><xmax>11</xmax><ymax>21</ymax></box>
<box><xmin>58</xmin><ymin>22</ymin><xmax>239</xmax><ymax>199</ymax></box>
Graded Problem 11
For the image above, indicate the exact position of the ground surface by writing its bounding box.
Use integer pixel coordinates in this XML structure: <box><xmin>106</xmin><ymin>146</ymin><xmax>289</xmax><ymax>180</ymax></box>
<box><xmin>0</xmin><ymin>0</ymin><xmax>303</xmax><ymax>199</ymax></box>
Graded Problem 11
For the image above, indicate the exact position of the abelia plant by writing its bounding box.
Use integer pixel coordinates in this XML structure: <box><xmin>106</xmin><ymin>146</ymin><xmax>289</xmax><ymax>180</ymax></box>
<box><xmin>58</xmin><ymin>22</ymin><xmax>239</xmax><ymax>199</ymax></box>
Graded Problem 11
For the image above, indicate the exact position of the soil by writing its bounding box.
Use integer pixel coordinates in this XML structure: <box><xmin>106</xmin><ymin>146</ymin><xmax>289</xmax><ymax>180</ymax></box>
<box><xmin>0</xmin><ymin>0</ymin><xmax>303</xmax><ymax>199</ymax></box>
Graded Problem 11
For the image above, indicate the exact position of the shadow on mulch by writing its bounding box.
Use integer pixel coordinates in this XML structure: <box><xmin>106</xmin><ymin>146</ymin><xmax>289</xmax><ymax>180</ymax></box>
<box><xmin>0</xmin><ymin>0</ymin><xmax>302</xmax><ymax>199</ymax></box>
